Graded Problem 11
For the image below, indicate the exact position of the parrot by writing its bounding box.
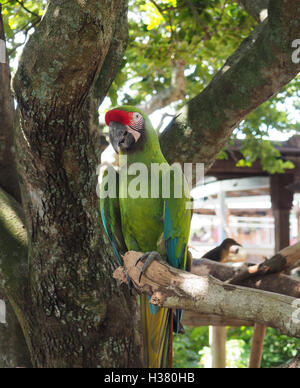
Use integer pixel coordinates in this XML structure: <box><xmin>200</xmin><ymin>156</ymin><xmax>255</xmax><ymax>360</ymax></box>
<box><xmin>100</xmin><ymin>106</ymin><xmax>192</xmax><ymax>368</ymax></box>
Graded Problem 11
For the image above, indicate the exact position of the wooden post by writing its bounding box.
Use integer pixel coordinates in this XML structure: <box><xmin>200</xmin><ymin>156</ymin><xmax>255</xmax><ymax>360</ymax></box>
<box><xmin>270</xmin><ymin>174</ymin><xmax>294</xmax><ymax>252</ymax></box>
<box><xmin>249</xmin><ymin>323</ymin><xmax>267</xmax><ymax>368</ymax></box>
<box><xmin>247</xmin><ymin>174</ymin><xmax>294</xmax><ymax>369</ymax></box>
<box><xmin>210</xmin><ymin>188</ymin><xmax>227</xmax><ymax>369</ymax></box>
<box><xmin>210</xmin><ymin>326</ymin><xmax>227</xmax><ymax>368</ymax></box>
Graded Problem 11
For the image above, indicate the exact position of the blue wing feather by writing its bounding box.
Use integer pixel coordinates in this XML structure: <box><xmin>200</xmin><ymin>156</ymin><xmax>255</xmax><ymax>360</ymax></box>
<box><xmin>101</xmin><ymin>208</ymin><xmax>124</xmax><ymax>265</ymax></box>
<box><xmin>163</xmin><ymin>201</ymin><xmax>191</xmax><ymax>333</ymax></box>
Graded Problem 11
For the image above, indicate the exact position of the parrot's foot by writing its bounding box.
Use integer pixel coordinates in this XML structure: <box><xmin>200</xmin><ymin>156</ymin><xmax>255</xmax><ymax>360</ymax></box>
<box><xmin>125</xmin><ymin>270</ymin><xmax>134</xmax><ymax>296</ymax></box>
<box><xmin>135</xmin><ymin>251</ymin><xmax>162</xmax><ymax>283</ymax></box>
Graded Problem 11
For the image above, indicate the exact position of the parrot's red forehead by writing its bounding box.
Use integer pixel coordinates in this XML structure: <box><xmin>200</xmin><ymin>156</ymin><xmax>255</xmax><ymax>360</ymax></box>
<box><xmin>105</xmin><ymin>109</ymin><xmax>131</xmax><ymax>126</ymax></box>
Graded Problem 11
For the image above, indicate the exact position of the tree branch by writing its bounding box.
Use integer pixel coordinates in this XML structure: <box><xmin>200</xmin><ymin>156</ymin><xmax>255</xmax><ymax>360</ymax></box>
<box><xmin>159</xmin><ymin>0</ymin><xmax>300</xmax><ymax>170</ymax></box>
<box><xmin>181</xmin><ymin>258</ymin><xmax>300</xmax><ymax>329</ymax></box>
<box><xmin>183</xmin><ymin>0</ymin><xmax>212</xmax><ymax>40</ymax></box>
<box><xmin>115</xmin><ymin>251</ymin><xmax>300</xmax><ymax>339</ymax></box>
<box><xmin>93</xmin><ymin>2</ymin><xmax>129</xmax><ymax>108</ymax></box>
<box><xmin>138</xmin><ymin>58</ymin><xmax>186</xmax><ymax>115</ymax></box>
<box><xmin>14</xmin><ymin>0</ymin><xmax>41</xmax><ymax>18</ymax></box>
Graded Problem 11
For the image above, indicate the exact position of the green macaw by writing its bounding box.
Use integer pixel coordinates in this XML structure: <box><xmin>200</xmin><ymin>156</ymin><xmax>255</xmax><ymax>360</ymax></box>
<box><xmin>100</xmin><ymin>106</ymin><xmax>191</xmax><ymax>368</ymax></box>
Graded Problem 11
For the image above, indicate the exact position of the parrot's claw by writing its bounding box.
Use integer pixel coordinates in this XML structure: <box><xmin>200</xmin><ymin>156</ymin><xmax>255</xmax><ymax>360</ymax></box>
<box><xmin>135</xmin><ymin>251</ymin><xmax>161</xmax><ymax>283</ymax></box>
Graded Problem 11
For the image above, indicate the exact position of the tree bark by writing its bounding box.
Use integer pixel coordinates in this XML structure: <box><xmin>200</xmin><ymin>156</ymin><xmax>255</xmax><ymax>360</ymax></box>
<box><xmin>181</xmin><ymin>258</ymin><xmax>300</xmax><ymax>329</ymax></box>
<box><xmin>10</xmin><ymin>0</ymin><xmax>143</xmax><ymax>368</ymax></box>
<box><xmin>3</xmin><ymin>0</ymin><xmax>300</xmax><ymax>368</ymax></box>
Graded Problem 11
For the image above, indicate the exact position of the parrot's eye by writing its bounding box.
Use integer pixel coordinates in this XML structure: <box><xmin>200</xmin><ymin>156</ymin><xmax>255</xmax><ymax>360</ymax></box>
<box><xmin>129</xmin><ymin>112</ymin><xmax>144</xmax><ymax>132</ymax></box>
<box><xmin>133</xmin><ymin>112</ymin><xmax>142</xmax><ymax>122</ymax></box>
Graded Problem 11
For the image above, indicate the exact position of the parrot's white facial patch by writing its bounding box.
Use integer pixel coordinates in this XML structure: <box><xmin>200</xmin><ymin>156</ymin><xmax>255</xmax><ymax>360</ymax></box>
<box><xmin>126</xmin><ymin>125</ymin><xmax>141</xmax><ymax>142</ymax></box>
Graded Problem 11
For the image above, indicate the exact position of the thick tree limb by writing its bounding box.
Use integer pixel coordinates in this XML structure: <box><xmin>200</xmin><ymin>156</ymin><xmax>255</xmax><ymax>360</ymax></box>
<box><xmin>13</xmin><ymin>0</ymin><xmax>125</xmax><ymax>115</ymax></box>
<box><xmin>115</xmin><ymin>251</ymin><xmax>300</xmax><ymax>339</ymax></box>
<box><xmin>235</xmin><ymin>0</ymin><xmax>269</xmax><ymax>22</ymax></box>
<box><xmin>12</xmin><ymin>1</ymin><xmax>144</xmax><ymax>368</ymax></box>
<box><xmin>93</xmin><ymin>1</ymin><xmax>129</xmax><ymax>108</ymax></box>
<box><xmin>0</xmin><ymin>5</ymin><xmax>20</xmax><ymax>201</ymax></box>
<box><xmin>183</xmin><ymin>258</ymin><xmax>300</xmax><ymax>328</ymax></box>
<box><xmin>159</xmin><ymin>0</ymin><xmax>300</xmax><ymax>169</ymax></box>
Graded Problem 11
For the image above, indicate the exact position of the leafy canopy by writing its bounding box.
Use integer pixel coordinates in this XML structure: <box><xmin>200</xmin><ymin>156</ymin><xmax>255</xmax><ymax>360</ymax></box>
<box><xmin>2</xmin><ymin>0</ymin><xmax>300</xmax><ymax>173</ymax></box>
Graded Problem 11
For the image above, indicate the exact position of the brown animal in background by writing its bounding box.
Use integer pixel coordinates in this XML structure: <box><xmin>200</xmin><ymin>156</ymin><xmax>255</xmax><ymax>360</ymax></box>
<box><xmin>202</xmin><ymin>238</ymin><xmax>242</xmax><ymax>263</ymax></box>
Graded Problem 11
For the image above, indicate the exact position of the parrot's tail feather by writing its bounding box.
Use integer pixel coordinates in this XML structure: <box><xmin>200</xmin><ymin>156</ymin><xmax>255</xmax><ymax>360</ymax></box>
<box><xmin>141</xmin><ymin>295</ymin><xmax>172</xmax><ymax>368</ymax></box>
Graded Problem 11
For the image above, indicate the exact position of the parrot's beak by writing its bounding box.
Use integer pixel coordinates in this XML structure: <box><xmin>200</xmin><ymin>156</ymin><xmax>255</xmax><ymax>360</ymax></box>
<box><xmin>109</xmin><ymin>121</ymin><xmax>135</xmax><ymax>154</ymax></box>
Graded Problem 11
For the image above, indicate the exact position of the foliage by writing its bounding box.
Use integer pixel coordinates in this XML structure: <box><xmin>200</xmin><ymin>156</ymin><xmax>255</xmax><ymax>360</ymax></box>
<box><xmin>118</xmin><ymin>0</ymin><xmax>255</xmax><ymax>107</ymax></box>
<box><xmin>1</xmin><ymin>0</ymin><xmax>45</xmax><ymax>60</ymax></box>
<box><xmin>173</xmin><ymin>326</ymin><xmax>209</xmax><ymax>368</ymax></box>
<box><xmin>230</xmin><ymin>78</ymin><xmax>300</xmax><ymax>174</ymax></box>
<box><xmin>3</xmin><ymin>0</ymin><xmax>300</xmax><ymax>173</ymax></box>
<box><xmin>173</xmin><ymin>325</ymin><xmax>300</xmax><ymax>368</ymax></box>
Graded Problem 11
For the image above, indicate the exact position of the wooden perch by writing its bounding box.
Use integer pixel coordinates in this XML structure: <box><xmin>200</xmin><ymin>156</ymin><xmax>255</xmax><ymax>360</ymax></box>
<box><xmin>226</xmin><ymin>241</ymin><xmax>300</xmax><ymax>285</ymax></box>
<box><xmin>192</xmin><ymin>259</ymin><xmax>300</xmax><ymax>299</ymax></box>
<box><xmin>114</xmin><ymin>251</ymin><xmax>300</xmax><ymax>339</ymax></box>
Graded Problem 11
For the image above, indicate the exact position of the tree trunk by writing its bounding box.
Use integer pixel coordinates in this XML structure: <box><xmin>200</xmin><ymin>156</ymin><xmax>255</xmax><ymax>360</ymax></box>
<box><xmin>1</xmin><ymin>0</ymin><xmax>300</xmax><ymax>368</ymax></box>
<box><xmin>7</xmin><ymin>0</ymin><xmax>143</xmax><ymax>368</ymax></box>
